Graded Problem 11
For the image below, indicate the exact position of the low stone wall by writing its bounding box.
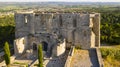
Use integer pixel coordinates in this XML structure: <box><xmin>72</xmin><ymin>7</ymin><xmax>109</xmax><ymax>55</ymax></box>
<box><xmin>0</xmin><ymin>52</ymin><xmax>4</xmax><ymax>63</ymax></box>
<box><xmin>64</xmin><ymin>46</ymin><xmax>75</xmax><ymax>67</ymax></box>
<box><xmin>0</xmin><ymin>55</ymin><xmax>16</xmax><ymax>67</ymax></box>
<box><xmin>0</xmin><ymin>48</ymin><xmax>14</xmax><ymax>63</ymax></box>
<box><xmin>30</xmin><ymin>59</ymin><xmax>38</xmax><ymax>67</ymax></box>
<box><xmin>96</xmin><ymin>48</ymin><xmax>104</xmax><ymax>67</ymax></box>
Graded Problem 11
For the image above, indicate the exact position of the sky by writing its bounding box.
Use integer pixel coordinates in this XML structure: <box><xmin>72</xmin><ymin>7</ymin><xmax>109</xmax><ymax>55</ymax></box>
<box><xmin>0</xmin><ymin>0</ymin><xmax>120</xmax><ymax>2</ymax></box>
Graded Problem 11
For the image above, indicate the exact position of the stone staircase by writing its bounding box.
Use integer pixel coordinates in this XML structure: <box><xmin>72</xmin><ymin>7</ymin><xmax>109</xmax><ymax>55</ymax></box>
<box><xmin>44</xmin><ymin>51</ymin><xmax>69</xmax><ymax>67</ymax></box>
<box><xmin>89</xmin><ymin>48</ymin><xmax>99</xmax><ymax>67</ymax></box>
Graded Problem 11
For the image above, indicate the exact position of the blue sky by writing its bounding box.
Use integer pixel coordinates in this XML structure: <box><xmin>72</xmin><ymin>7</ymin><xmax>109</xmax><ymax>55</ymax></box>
<box><xmin>0</xmin><ymin>0</ymin><xmax>120</xmax><ymax>2</ymax></box>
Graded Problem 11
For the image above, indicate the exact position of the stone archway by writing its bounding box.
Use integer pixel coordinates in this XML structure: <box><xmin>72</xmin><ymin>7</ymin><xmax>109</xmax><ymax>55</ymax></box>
<box><xmin>41</xmin><ymin>41</ymin><xmax>48</xmax><ymax>52</ymax></box>
<box><xmin>33</xmin><ymin>43</ymin><xmax>37</xmax><ymax>51</ymax></box>
<box><xmin>31</xmin><ymin>43</ymin><xmax>38</xmax><ymax>59</ymax></box>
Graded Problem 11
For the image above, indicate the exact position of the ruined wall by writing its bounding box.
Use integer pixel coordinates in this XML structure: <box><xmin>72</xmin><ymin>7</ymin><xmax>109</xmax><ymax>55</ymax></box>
<box><xmin>56</xmin><ymin>39</ymin><xmax>66</xmax><ymax>56</ymax></box>
<box><xmin>15</xmin><ymin>13</ymin><xmax>34</xmax><ymax>38</ymax></box>
<box><xmin>52</xmin><ymin>39</ymin><xmax>66</xmax><ymax>57</ymax></box>
<box><xmin>90</xmin><ymin>13</ymin><xmax>100</xmax><ymax>47</ymax></box>
<box><xmin>14</xmin><ymin>36</ymin><xmax>28</xmax><ymax>56</ymax></box>
<box><xmin>15</xmin><ymin>12</ymin><xmax>100</xmax><ymax>49</ymax></box>
<box><xmin>91</xmin><ymin>31</ymin><xmax>95</xmax><ymax>47</ymax></box>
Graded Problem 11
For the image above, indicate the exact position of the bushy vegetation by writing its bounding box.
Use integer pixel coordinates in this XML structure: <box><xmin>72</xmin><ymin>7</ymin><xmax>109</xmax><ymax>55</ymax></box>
<box><xmin>0</xmin><ymin>14</ymin><xmax>14</xmax><ymax>26</ymax></box>
<box><xmin>100</xmin><ymin>48</ymin><xmax>120</xmax><ymax>67</ymax></box>
<box><xmin>0</xmin><ymin>14</ymin><xmax>15</xmax><ymax>49</ymax></box>
<box><xmin>4</xmin><ymin>42</ymin><xmax>11</xmax><ymax>67</ymax></box>
<box><xmin>100</xmin><ymin>12</ymin><xmax>120</xmax><ymax>44</ymax></box>
<box><xmin>38</xmin><ymin>44</ymin><xmax>43</xmax><ymax>67</ymax></box>
<box><xmin>100</xmin><ymin>48</ymin><xmax>120</xmax><ymax>60</ymax></box>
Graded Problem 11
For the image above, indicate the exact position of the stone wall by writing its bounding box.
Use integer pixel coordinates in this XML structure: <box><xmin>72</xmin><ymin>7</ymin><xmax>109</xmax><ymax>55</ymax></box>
<box><xmin>96</xmin><ymin>48</ymin><xmax>104</xmax><ymax>67</ymax></box>
<box><xmin>15</xmin><ymin>12</ymin><xmax>100</xmax><ymax>50</ymax></box>
<box><xmin>0</xmin><ymin>55</ymin><xmax>16</xmax><ymax>67</ymax></box>
<box><xmin>0</xmin><ymin>49</ymin><xmax>14</xmax><ymax>62</ymax></box>
<box><xmin>14</xmin><ymin>36</ymin><xmax>28</xmax><ymax>56</ymax></box>
<box><xmin>90</xmin><ymin>13</ymin><xmax>100</xmax><ymax>47</ymax></box>
<box><xmin>56</xmin><ymin>39</ymin><xmax>66</xmax><ymax>56</ymax></box>
<box><xmin>0</xmin><ymin>52</ymin><xmax>4</xmax><ymax>63</ymax></box>
<box><xmin>64</xmin><ymin>46</ymin><xmax>75</xmax><ymax>67</ymax></box>
<box><xmin>91</xmin><ymin>31</ymin><xmax>95</xmax><ymax>47</ymax></box>
<box><xmin>14</xmin><ymin>13</ymin><xmax>33</xmax><ymax>38</ymax></box>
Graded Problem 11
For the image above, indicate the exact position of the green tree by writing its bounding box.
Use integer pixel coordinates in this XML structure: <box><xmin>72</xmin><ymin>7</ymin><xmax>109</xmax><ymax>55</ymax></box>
<box><xmin>0</xmin><ymin>14</ymin><xmax>15</xmax><ymax>49</ymax></box>
<box><xmin>38</xmin><ymin>44</ymin><xmax>43</xmax><ymax>67</ymax></box>
<box><xmin>4</xmin><ymin>42</ymin><xmax>11</xmax><ymax>67</ymax></box>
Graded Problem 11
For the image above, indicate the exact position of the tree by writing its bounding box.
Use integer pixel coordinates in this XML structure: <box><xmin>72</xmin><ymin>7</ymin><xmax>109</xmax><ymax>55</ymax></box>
<box><xmin>4</xmin><ymin>42</ymin><xmax>11</xmax><ymax>67</ymax></box>
<box><xmin>38</xmin><ymin>44</ymin><xmax>43</xmax><ymax>67</ymax></box>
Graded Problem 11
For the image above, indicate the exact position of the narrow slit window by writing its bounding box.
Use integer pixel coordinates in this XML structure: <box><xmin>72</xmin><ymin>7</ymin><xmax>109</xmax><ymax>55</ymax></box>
<box><xmin>73</xmin><ymin>19</ymin><xmax>77</xmax><ymax>27</ymax></box>
<box><xmin>25</xmin><ymin>16</ymin><xmax>28</xmax><ymax>24</ymax></box>
<box><xmin>59</xmin><ymin>15</ymin><xmax>63</xmax><ymax>27</ymax></box>
<box><xmin>84</xmin><ymin>31</ymin><xmax>87</xmax><ymax>37</ymax></box>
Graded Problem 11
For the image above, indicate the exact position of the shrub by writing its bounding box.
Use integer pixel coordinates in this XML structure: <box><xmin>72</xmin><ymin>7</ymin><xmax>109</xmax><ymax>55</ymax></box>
<box><xmin>100</xmin><ymin>48</ymin><xmax>120</xmax><ymax>61</ymax></box>
<box><xmin>100</xmin><ymin>48</ymin><xmax>120</xmax><ymax>66</ymax></box>
<box><xmin>100</xmin><ymin>48</ymin><xmax>109</xmax><ymax>58</ymax></box>
<box><xmin>38</xmin><ymin>44</ymin><xmax>43</xmax><ymax>67</ymax></box>
<box><xmin>4</xmin><ymin>42</ymin><xmax>11</xmax><ymax>67</ymax></box>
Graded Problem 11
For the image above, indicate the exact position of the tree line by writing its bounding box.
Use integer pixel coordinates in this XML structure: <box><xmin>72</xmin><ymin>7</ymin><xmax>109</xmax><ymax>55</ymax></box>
<box><xmin>0</xmin><ymin>14</ymin><xmax>15</xmax><ymax>49</ymax></box>
<box><xmin>100</xmin><ymin>12</ymin><xmax>120</xmax><ymax>44</ymax></box>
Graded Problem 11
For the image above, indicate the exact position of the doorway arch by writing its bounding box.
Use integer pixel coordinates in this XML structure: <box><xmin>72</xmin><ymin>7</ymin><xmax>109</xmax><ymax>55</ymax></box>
<box><xmin>41</xmin><ymin>41</ymin><xmax>48</xmax><ymax>51</ymax></box>
<box><xmin>33</xmin><ymin>43</ymin><xmax>37</xmax><ymax>51</ymax></box>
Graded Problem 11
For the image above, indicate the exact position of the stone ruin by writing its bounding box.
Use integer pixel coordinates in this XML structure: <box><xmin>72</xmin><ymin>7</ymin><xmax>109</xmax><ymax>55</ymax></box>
<box><xmin>14</xmin><ymin>11</ymin><xmax>100</xmax><ymax>59</ymax></box>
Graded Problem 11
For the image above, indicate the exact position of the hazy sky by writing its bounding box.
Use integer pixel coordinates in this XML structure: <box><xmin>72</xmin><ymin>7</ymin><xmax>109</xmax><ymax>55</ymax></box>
<box><xmin>0</xmin><ymin>0</ymin><xmax>120</xmax><ymax>2</ymax></box>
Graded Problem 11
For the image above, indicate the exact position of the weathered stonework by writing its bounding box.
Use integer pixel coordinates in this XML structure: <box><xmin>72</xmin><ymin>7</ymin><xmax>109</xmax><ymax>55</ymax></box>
<box><xmin>14</xmin><ymin>12</ymin><xmax>100</xmax><ymax>58</ymax></box>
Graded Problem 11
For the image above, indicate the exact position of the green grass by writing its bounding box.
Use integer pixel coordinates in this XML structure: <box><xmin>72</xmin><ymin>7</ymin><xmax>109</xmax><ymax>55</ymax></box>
<box><xmin>13</xmin><ymin>62</ymin><xmax>29</xmax><ymax>67</ymax></box>
<box><xmin>100</xmin><ymin>47</ymin><xmax>120</xmax><ymax>67</ymax></box>
<box><xmin>13</xmin><ymin>62</ymin><xmax>27</xmax><ymax>65</ymax></box>
<box><xmin>34</xmin><ymin>64</ymin><xmax>38</xmax><ymax>66</ymax></box>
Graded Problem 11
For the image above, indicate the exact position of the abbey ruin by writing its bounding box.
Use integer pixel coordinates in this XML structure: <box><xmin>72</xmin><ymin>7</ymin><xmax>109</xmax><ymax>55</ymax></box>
<box><xmin>14</xmin><ymin>11</ymin><xmax>100</xmax><ymax>59</ymax></box>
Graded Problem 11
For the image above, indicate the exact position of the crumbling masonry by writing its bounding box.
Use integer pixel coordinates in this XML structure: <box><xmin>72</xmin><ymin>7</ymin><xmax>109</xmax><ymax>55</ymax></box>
<box><xmin>14</xmin><ymin>12</ymin><xmax>100</xmax><ymax>58</ymax></box>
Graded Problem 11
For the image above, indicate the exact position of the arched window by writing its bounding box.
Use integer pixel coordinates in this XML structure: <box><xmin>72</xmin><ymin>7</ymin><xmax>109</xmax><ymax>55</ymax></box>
<box><xmin>33</xmin><ymin>43</ymin><xmax>37</xmax><ymax>51</ymax></box>
<box><xmin>41</xmin><ymin>41</ymin><xmax>48</xmax><ymax>51</ymax></box>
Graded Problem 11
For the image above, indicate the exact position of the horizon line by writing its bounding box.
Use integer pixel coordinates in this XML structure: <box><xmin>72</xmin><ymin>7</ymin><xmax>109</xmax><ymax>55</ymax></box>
<box><xmin>0</xmin><ymin>1</ymin><xmax>120</xmax><ymax>2</ymax></box>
